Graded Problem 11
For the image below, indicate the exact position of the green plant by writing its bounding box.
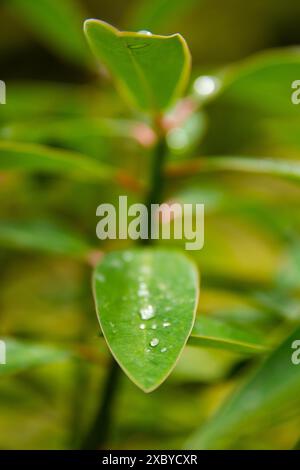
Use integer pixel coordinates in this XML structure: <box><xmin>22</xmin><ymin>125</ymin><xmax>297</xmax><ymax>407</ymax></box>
<box><xmin>1</xmin><ymin>2</ymin><xmax>300</xmax><ymax>451</ymax></box>
<box><xmin>81</xmin><ymin>19</ymin><xmax>300</xmax><ymax>448</ymax></box>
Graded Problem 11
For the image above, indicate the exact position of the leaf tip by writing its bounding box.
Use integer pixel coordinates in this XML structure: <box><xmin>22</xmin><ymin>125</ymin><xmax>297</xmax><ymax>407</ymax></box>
<box><xmin>83</xmin><ymin>18</ymin><xmax>118</xmax><ymax>36</ymax></box>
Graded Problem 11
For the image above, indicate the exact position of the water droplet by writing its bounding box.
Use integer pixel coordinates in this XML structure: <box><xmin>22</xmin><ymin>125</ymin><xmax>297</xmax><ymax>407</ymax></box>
<box><xmin>163</xmin><ymin>322</ymin><xmax>171</xmax><ymax>328</ymax></box>
<box><xmin>138</xmin><ymin>30</ymin><xmax>152</xmax><ymax>36</ymax></box>
<box><xmin>161</xmin><ymin>348</ymin><xmax>167</xmax><ymax>353</ymax></box>
<box><xmin>151</xmin><ymin>324</ymin><xmax>157</xmax><ymax>330</ymax></box>
<box><xmin>140</xmin><ymin>305</ymin><xmax>155</xmax><ymax>320</ymax></box>
<box><xmin>193</xmin><ymin>75</ymin><xmax>220</xmax><ymax>97</ymax></box>
<box><xmin>145</xmin><ymin>348</ymin><xmax>151</xmax><ymax>353</ymax></box>
<box><xmin>150</xmin><ymin>338</ymin><xmax>159</xmax><ymax>347</ymax></box>
<box><xmin>109</xmin><ymin>322</ymin><xmax>116</xmax><ymax>334</ymax></box>
<box><xmin>138</xmin><ymin>281</ymin><xmax>149</xmax><ymax>298</ymax></box>
<box><xmin>96</xmin><ymin>273</ymin><xmax>105</xmax><ymax>282</ymax></box>
<box><xmin>138</xmin><ymin>290</ymin><xmax>148</xmax><ymax>298</ymax></box>
<box><xmin>139</xmin><ymin>323</ymin><xmax>146</xmax><ymax>330</ymax></box>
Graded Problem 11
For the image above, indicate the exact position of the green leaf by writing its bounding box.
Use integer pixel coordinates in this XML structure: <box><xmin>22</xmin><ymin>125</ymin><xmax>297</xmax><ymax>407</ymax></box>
<box><xmin>8</xmin><ymin>0</ymin><xmax>88</xmax><ymax>66</ymax></box>
<box><xmin>185</xmin><ymin>326</ymin><xmax>300</xmax><ymax>449</ymax></box>
<box><xmin>84</xmin><ymin>19</ymin><xmax>191</xmax><ymax>113</ymax></box>
<box><xmin>189</xmin><ymin>316</ymin><xmax>268</xmax><ymax>355</ymax></box>
<box><xmin>218</xmin><ymin>49</ymin><xmax>300</xmax><ymax>117</ymax></box>
<box><xmin>204</xmin><ymin>157</ymin><xmax>300</xmax><ymax>183</ymax></box>
<box><xmin>0</xmin><ymin>83</ymin><xmax>99</xmax><ymax>123</ymax></box>
<box><xmin>201</xmin><ymin>49</ymin><xmax>300</xmax><ymax>156</ymax></box>
<box><xmin>172</xmin><ymin>185</ymin><xmax>297</xmax><ymax>242</ymax></box>
<box><xmin>0</xmin><ymin>118</ymin><xmax>142</xmax><ymax>161</ymax></box>
<box><xmin>0</xmin><ymin>339</ymin><xmax>69</xmax><ymax>376</ymax></box>
<box><xmin>93</xmin><ymin>249</ymin><xmax>199</xmax><ymax>392</ymax></box>
<box><xmin>0</xmin><ymin>141</ymin><xmax>114</xmax><ymax>182</ymax></box>
<box><xmin>0</xmin><ymin>220</ymin><xmax>91</xmax><ymax>258</ymax></box>
<box><xmin>167</xmin><ymin>157</ymin><xmax>300</xmax><ymax>184</ymax></box>
<box><xmin>0</xmin><ymin>118</ymin><xmax>137</xmax><ymax>146</ymax></box>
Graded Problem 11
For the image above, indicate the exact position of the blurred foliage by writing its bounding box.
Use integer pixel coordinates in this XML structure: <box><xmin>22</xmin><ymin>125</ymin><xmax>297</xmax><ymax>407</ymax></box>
<box><xmin>0</xmin><ymin>0</ymin><xmax>300</xmax><ymax>451</ymax></box>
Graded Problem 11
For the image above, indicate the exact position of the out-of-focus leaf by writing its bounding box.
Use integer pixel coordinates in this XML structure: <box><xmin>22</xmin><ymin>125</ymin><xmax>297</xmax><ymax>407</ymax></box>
<box><xmin>201</xmin><ymin>49</ymin><xmax>300</xmax><ymax>156</ymax></box>
<box><xmin>0</xmin><ymin>141</ymin><xmax>115</xmax><ymax>181</ymax></box>
<box><xmin>276</xmin><ymin>239</ymin><xmax>300</xmax><ymax>291</ymax></box>
<box><xmin>84</xmin><ymin>19</ymin><xmax>191</xmax><ymax>113</ymax></box>
<box><xmin>189</xmin><ymin>316</ymin><xmax>267</xmax><ymax>355</ymax></box>
<box><xmin>218</xmin><ymin>49</ymin><xmax>300</xmax><ymax>117</ymax></box>
<box><xmin>7</xmin><ymin>0</ymin><xmax>88</xmax><ymax>66</ymax></box>
<box><xmin>0</xmin><ymin>118</ymin><xmax>142</xmax><ymax>162</ymax></box>
<box><xmin>0</xmin><ymin>339</ymin><xmax>70</xmax><ymax>376</ymax></box>
<box><xmin>173</xmin><ymin>346</ymin><xmax>237</xmax><ymax>383</ymax></box>
<box><xmin>0</xmin><ymin>118</ymin><xmax>137</xmax><ymax>145</ymax></box>
<box><xmin>251</xmin><ymin>290</ymin><xmax>300</xmax><ymax>323</ymax></box>
<box><xmin>0</xmin><ymin>83</ymin><xmax>102</xmax><ymax>123</ymax></box>
<box><xmin>172</xmin><ymin>185</ymin><xmax>293</xmax><ymax>240</ymax></box>
<box><xmin>167</xmin><ymin>157</ymin><xmax>300</xmax><ymax>184</ymax></box>
<box><xmin>261</xmin><ymin>117</ymin><xmax>300</xmax><ymax>155</ymax></box>
<box><xmin>204</xmin><ymin>157</ymin><xmax>300</xmax><ymax>183</ymax></box>
<box><xmin>0</xmin><ymin>220</ymin><xmax>91</xmax><ymax>258</ymax></box>
<box><xmin>93</xmin><ymin>249</ymin><xmax>199</xmax><ymax>392</ymax></box>
<box><xmin>185</xmin><ymin>326</ymin><xmax>300</xmax><ymax>449</ymax></box>
<box><xmin>130</xmin><ymin>0</ymin><xmax>199</xmax><ymax>32</ymax></box>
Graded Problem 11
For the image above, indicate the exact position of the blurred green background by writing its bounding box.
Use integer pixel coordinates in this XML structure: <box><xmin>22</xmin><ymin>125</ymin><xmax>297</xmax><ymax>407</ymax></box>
<box><xmin>1</xmin><ymin>0</ymin><xmax>300</xmax><ymax>450</ymax></box>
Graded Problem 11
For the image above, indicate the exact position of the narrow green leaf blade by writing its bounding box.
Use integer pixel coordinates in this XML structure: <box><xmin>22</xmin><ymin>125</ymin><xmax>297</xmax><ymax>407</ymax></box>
<box><xmin>186</xmin><ymin>326</ymin><xmax>300</xmax><ymax>449</ymax></box>
<box><xmin>0</xmin><ymin>339</ymin><xmax>69</xmax><ymax>376</ymax></box>
<box><xmin>189</xmin><ymin>316</ymin><xmax>268</xmax><ymax>355</ymax></box>
<box><xmin>0</xmin><ymin>141</ymin><xmax>115</xmax><ymax>182</ymax></box>
<box><xmin>205</xmin><ymin>157</ymin><xmax>300</xmax><ymax>182</ymax></box>
<box><xmin>93</xmin><ymin>249</ymin><xmax>199</xmax><ymax>392</ymax></box>
<box><xmin>0</xmin><ymin>220</ymin><xmax>91</xmax><ymax>258</ymax></box>
<box><xmin>167</xmin><ymin>157</ymin><xmax>300</xmax><ymax>184</ymax></box>
<box><xmin>84</xmin><ymin>19</ymin><xmax>191</xmax><ymax>113</ymax></box>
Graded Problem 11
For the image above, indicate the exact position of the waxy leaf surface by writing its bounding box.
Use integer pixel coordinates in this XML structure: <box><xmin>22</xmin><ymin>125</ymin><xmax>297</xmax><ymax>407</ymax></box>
<box><xmin>84</xmin><ymin>19</ymin><xmax>191</xmax><ymax>112</ymax></box>
<box><xmin>93</xmin><ymin>249</ymin><xmax>199</xmax><ymax>392</ymax></box>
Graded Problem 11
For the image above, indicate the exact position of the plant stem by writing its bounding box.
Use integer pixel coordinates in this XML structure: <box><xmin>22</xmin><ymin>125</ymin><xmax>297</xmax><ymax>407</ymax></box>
<box><xmin>82</xmin><ymin>125</ymin><xmax>167</xmax><ymax>450</ymax></box>
<box><xmin>81</xmin><ymin>358</ymin><xmax>120</xmax><ymax>449</ymax></box>
<box><xmin>143</xmin><ymin>131</ymin><xmax>168</xmax><ymax>244</ymax></box>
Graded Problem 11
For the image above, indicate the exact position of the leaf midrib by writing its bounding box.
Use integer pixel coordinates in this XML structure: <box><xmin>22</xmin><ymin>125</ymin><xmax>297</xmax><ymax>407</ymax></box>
<box><xmin>121</xmin><ymin>35</ymin><xmax>157</xmax><ymax>111</ymax></box>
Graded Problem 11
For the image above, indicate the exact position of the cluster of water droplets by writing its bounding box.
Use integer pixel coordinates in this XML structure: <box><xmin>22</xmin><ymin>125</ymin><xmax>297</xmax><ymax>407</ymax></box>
<box><xmin>136</xmin><ymin>265</ymin><xmax>172</xmax><ymax>354</ymax></box>
<box><xmin>97</xmin><ymin>253</ymin><xmax>173</xmax><ymax>354</ymax></box>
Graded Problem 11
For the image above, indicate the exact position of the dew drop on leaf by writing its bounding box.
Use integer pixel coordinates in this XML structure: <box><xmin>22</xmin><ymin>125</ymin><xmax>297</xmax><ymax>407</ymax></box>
<box><xmin>140</xmin><ymin>305</ymin><xmax>155</xmax><ymax>320</ymax></box>
<box><xmin>138</xmin><ymin>30</ymin><xmax>152</xmax><ymax>36</ymax></box>
<box><xmin>150</xmin><ymin>338</ymin><xmax>159</xmax><ymax>347</ymax></box>
<box><xmin>96</xmin><ymin>273</ymin><xmax>105</xmax><ymax>282</ymax></box>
